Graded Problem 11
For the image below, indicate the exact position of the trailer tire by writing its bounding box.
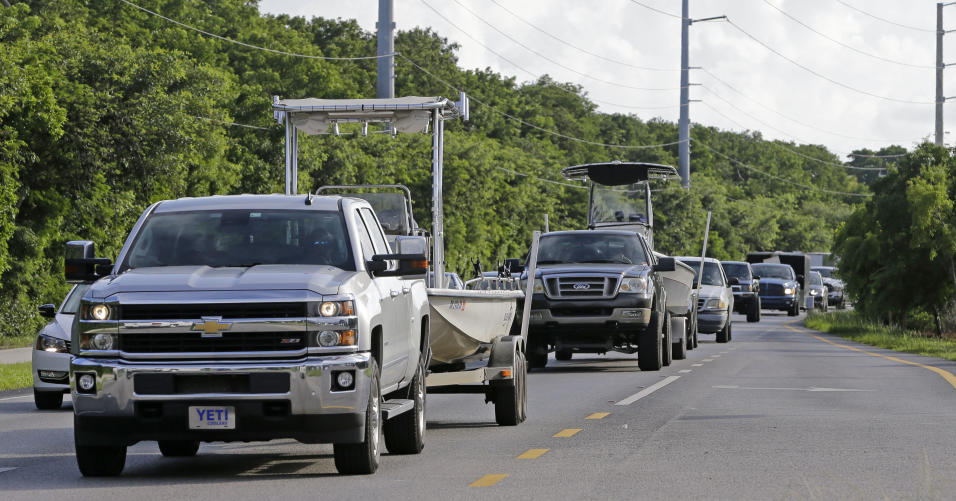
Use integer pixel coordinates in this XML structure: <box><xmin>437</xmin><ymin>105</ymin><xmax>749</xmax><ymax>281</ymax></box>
<box><xmin>661</xmin><ymin>312</ymin><xmax>673</xmax><ymax>367</ymax></box>
<box><xmin>493</xmin><ymin>349</ymin><xmax>527</xmax><ymax>426</ymax></box>
<box><xmin>334</xmin><ymin>359</ymin><xmax>381</xmax><ymax>474</ymax></box>
<box><xmin>672</xmin><ymin>322</ymin><xmax>687</xmax><ymax>360</ymax></box>
<box><xmin>384</xmin><ymin>360</ymin><xmax>426</xmax><ymax>455</ymax></box>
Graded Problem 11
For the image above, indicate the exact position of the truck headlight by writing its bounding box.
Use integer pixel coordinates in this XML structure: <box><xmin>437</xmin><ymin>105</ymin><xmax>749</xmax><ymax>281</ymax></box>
<box><xmin>36</xmin><ymin>334</ymin><xmax>69</xmax><ymax>353</ymax></box>
<box><xmin>314</xmin><ymin>330</ymin><xmax>355</xmax><ymax>348</ymax></box>
<box><xmin>619</xmin><ymin>277</ymin><xmax>647</xmax><ymax>293</ymax></box>
<box><xmin>79</xmin><ymin>333</ymin><xmax>117</xmax><ymax>352</ymax></box>
<box><xmin>784</xmin><ymin>287</ymin><xmax>794</xmax><ymax>295</ymax></box>
<box><xmin>703</xmin><ymin>298</ymin><xmax>727</xmax><ymax>310</ymax></box>
<box><xmin>809</xmin><ymin>289</ymin><xmax>818</xmax><ymax>296</ymax></box>
<box><xmin>88</xmin><ymin>304</ymin><xmax>111</xmax><ymax>321</ymax></box>
<box><xmin>318</xmin><ymin>300</ymin><xmax>355</xmax><ymax>317</ymax></box>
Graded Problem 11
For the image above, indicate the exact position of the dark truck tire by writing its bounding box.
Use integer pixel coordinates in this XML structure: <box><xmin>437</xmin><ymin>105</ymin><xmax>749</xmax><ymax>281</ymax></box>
<box><xmin>661</xmin><ymin>312</ymin><xmax>673</xmax><ymax>367</ymax></box>
<box><xmin>34</xmin><ymin>390</ymin><xmax>63</xmax><ymax>410</ymax></box>
<box><xmin>493</xmin><ymin>349</ymin><xmax>527</xmax><ymax>426</ymax></box>
<box><xmin>527</xmin><ymin>332</ymin><xmax>548</xmax><ymax>370</ymax></box>
<box><xmin>159</xmin><ymin>440</ymin><xmax>200</xmax><ymax>457</ymax></box>
<box><xmin>638</xmin><ymin>311</ymin><xmax>663</xmax><ymax>371</ymax></box>
<box><xmin>716</xmin><ymin>319</ymin><xmax>731</xmax><ymax>343</ymax></box>
<box><xmin>75</xmin><ymin>416</ymin><xmax>127</xmax><ymax>477</ymax></box>
<box><xmin>788</xmin><ymin>299</ymin><xmax>799</xmax><ymax>316</ymax></box>
<box><xmin>746</xmin><ymin>297</ymin><xmax>761</xmax><ymax>323</ymax></box>
<box><xmin>334</xmin><ymin>360</ymin><xmax>382</xmax><ymax>475</ymax></box>
<box><xmin>384</xmin><ymin>360</ymin><xmax>426</xmax><ymax>455</ymax></box>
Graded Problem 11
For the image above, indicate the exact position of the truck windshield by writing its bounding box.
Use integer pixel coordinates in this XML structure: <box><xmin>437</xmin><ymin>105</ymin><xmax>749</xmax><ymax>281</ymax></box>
<box><xmin>537</xmin><ymin>233</ymin><xmax>647</xmax><ymax>265</ymax></box>
<box><xmin>721</xmin><ymin>262</ymin><xmax>750</xmax><ymax>281</ymax></box>
<box><xmin>678</xmin><ymin>259</ymin><xmax>724</xmax><ymax>286</ymax></box>
<box><xmin>123</xmin><ymin>210</ymin><xmax>355</xmax><ymax>270</ymax></box>
<box><xmin>752</xmin><ymin>264</ymin><xmax>793</xmax><ymax>280</ymax></box>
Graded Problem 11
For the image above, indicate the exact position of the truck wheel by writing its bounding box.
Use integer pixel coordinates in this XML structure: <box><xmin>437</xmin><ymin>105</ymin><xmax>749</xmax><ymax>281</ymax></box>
<box><xmin>638</xmin><ymin>311</ymin><xmax>663</xmax><ymax>371</ymax></box>
<box><xmin>158</xmin><ymin>440</ymin><xmax>200</xmax><ymax>457</ymax></box>
<box><xmin>75</xmin><ymin>418</ymin><xmax>126</xmax><ymax>477</ymax></box>
<box><xmin>334</xmin><ymin>359</ymin><xmax>381</xmax><ymax>474</ymax></box>
<box><xmin>493</xmin><ymin>349</ymin><xmax>527</xmax><ymax>426</ymax></box>
<box><xmin>661</xmin><ymin>312</ymin><xmax>673</xmax><ymax>367</ymax></box>
<box><xmin>746</xmin><ymin>298</ymin><xmax>760</xmax><ymax>323</ymax></box>
<box><xmin>716</xmin><ymin>321</ymin><xmax>730</xmax><ymax>343</ymax></box>
<box><xmin>788</xmin><ymin>301</ymin><xmax>799</xmax><ymax>316</ymax></box>
<box><xmin>555</xmin><ymin>349</ymin><xmax>572</xmax><ymax>361</ymax></box>
<box><xmin>527</xmin><ymin>332</ymin><xmax>548</xmax><ymax>370</ymax></box>
<box><xmin>34</xmin><ymin>390</ymin><xmax>63</xmax><ymax>410</ymax></box>
<box><xmin>384</xmin><ymin>360</ymin><xmax>426</xmax><ymax>454</ymax></box>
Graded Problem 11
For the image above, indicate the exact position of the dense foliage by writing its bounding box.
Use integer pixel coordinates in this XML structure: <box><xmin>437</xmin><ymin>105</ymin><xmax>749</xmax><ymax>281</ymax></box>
<box><xmin>1</xmin><ymin>0</ymin><xmax>875</xmax><ymax>340</ymax></box>
<box><xmin>835</xmin><ymin>144</ymin><xmax>956</xmax><ymax>333</ymax></box>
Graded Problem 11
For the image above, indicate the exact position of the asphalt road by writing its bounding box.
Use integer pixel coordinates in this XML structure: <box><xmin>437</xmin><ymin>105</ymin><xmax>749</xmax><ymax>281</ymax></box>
<box><xmin>3</xmin><ymin>312</ymin><xmax>956</xmax><ymax>500</ymax></box>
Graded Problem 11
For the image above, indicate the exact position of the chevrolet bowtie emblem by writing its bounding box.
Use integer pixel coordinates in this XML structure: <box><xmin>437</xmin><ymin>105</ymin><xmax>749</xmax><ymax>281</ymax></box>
<box><xmin>192</xmin><ymin>316</ymin><xmax>232</xmax><ymax>338</ymax></box>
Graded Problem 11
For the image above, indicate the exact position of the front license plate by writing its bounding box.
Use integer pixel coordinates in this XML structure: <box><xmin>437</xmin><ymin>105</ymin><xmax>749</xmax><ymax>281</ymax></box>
<box><xmin>188</xmin><ymin>406</ymin><xmax>236</xmax><ymax>430</ymax></box>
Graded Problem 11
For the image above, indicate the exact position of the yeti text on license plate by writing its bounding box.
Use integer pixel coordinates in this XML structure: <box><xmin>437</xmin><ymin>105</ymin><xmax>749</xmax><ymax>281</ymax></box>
<box><xmin>188</xmin><ymin>406</ymin><xmax>236</xmax><ymax>429</ymax></box>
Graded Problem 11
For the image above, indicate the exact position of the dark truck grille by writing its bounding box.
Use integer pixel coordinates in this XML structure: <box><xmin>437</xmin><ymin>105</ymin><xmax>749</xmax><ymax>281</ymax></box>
<box><xmin>760</xmin><ymin>283</ymin><xmax>785</xmax><ymax>296</ymax></box>
<box><xmin>545</xmin><ymin>276</ymin><xmax>620</xmax><ymax>298</ymax></box>
<box><xmin>120</xmin><ymin>303</ymin><xmax>307</xmax><ymax>320</ymax></box>
<box><xmin>120</xmin><ymin>331</ymin><xmax>307</xmax><ymax>353</ymax></box>
<box><xmin>134</xmin><ymin>373</ymin><xmax>290</xmax><ymax>395</ymax></box>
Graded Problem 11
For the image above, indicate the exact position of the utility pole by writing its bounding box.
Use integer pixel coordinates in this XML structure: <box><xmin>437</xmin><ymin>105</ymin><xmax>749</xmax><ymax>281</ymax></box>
<box><xmin>938</xmin><ymin>3</ymin><xmax>944</xmax><ymax>146</ymax></box>
<box><xmin>678</xmin><ymin>0</ymin><xmax>725</xmax><ymax>189</ymax></box>
<box><xmin>377</xmin><ymin>0</ymin><xmax>395</xmax><ymax>99</ymax></box>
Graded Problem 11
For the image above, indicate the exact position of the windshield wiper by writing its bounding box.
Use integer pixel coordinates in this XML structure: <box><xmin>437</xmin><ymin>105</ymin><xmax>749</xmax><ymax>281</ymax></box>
<box><xmin>215</xmin><ymin>262</ymin><xmax>264</xmax><ymax>268</ymax></box>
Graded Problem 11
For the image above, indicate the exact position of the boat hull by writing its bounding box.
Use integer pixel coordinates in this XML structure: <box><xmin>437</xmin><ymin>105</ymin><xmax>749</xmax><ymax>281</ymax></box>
<box><xmin>426</xmin><ymin>289</ymin><xmax>523</xmax><ymax>365</ymax></box>
<box><xmin>659</xmin><ymin>260</ymin><xmax>696</xmax><ymax>316</ymax></box>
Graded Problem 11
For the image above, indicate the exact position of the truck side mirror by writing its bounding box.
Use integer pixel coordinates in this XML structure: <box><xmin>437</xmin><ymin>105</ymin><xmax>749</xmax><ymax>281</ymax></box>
<box><xmin>394</xmin><ymin>235</ymin><xmax>428</xmax><ymax>256</ymax></box>
<box><xmin>653</xmin><ymin>256</ymin><xmax>675</xmax><ymax>272</ymax></box>
<box><xmin>65</xmin><ymin>241</ymin><xmax>113</xmax><ymax>284</ymax></box>
<box><xmin>797</xmin><ymin>274</ymin><xmax>805</xmax><ymax>283</ymax></box>
<box><xmin>367</xmin><ymin>254</ymin><xmax>428</xmax><ymax>277</ymax></box>
<box><xmin>729</xmin><ymin>277</ymin><xmax>740</xmax><ymax>285</ymax></box>
<box><xmin>38</xmin><ymin>304</ymin><xmax>57</xmax><ymax>318</ymax></box>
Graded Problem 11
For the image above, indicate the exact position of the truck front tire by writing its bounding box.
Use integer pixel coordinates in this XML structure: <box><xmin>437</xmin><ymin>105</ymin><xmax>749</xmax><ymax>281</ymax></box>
<box><xmin>638</xmin><ymin>311</ymin><xmax>663</xmax><ymax>371</ymax></box>
<box><xmin>746</xmin><ymin>297</ymin><xmax>761</xmax><ymax>323</ymax></box>
<box><xmin>334</xmin><ymin>359</ymin><xmax>381</xmax><ymax>474</ymax></box>
<box><xmin>527</xmin><ymin>332</ymin><xmax>548</xmax><ymax>370</ymax></box>
<box><xmin>384</xmin><ymin>360</ymin><xmax>426</xmax><ymax>455</ymax></box>
<box><xmin>75</xmin><ymin>416</ymin><xmax>127</xmax><ymax>477</ymax></box>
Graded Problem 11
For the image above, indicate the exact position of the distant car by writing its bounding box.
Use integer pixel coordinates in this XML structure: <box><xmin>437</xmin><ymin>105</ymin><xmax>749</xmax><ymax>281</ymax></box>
<box><xmin>808</xmin><ymin>271</ymin><xmax>829</xmax><ymax>312</ymax></box>
<box><xmin>721</xmin><ymin>260</ymin><xmax>760</xmax><ymax>323</ymax></box>
<box><xmin>32</xmin><ymin>284</ymin><xmax>88</xmax><ymax>410</ymax></box>
<box><xmin>677</xmin><ymin>257</ymin><xmax>734</xmax><ymax>343</ymax></box>
<box><xmin>751</xmin><ymin>263</ymin><xmax>801</xmax><ymax>316</ymax></box>
<box><xmin>811</xmin><ymin>266</ymin><xmax>845</xmax><ymax>309</ymax></box>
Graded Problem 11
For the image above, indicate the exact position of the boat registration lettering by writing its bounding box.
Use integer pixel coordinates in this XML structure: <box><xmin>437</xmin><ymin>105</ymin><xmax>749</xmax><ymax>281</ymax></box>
<box><xmin>449</xmin><ymin>298</ymin><xmax>466</xmax><ymax>311</ymax></box>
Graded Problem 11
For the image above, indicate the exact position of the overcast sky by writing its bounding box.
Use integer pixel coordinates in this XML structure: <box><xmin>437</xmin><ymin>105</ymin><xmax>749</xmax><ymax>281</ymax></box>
<box><xmin>258</xmin><ymin>0</ymin><xmax>956</xmax><ymax>159</ymax></box>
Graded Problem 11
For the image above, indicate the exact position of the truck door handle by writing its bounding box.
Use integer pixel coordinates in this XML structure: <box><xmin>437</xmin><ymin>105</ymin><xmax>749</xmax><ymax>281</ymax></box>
<box><xmin>390</xmin><ymin>290</ymin><xmax>400</xmax><ymax>298</ymax></box>
<box><xmin>402</xmin><ymin>287</ymin><xmax>410</xmax><ymax>295</ymax></box>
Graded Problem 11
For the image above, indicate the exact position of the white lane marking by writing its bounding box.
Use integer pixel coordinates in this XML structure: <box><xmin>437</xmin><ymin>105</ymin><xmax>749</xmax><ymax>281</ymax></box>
<box><xmin>713</xmin><ymin>385</ymin><xmax>874</xmax><ymax>392</ymax></box>
<box><xmin>0</xmin><ymin>395</ymin><xmax>31</xmax><ymax>401</ymax></box>
<box><xmin>712</xmin><ymin>355</ymin><xmax>721</xmax><ymax>358</ymax></box>
<box><xmin>678</xmin><ymin>369</ymin><xmax>692</xmax><ymax>373</ymax></box>
<box><xmin>719</xmin><ymin>351</ymin><xmax>728</xmax><ymax>354</ymax></box>
<box><xmin>0</xmin><ymin>467</ymin><xmax>17</xmax><ymax>474</ymax></box>
<box><xmin>692</xmin><ymin>363</ymin><xmax>703</xmax><ymax>367</ymax></box>
<box><xmin>702</xmin><ymin>359</ymin><xmax>714</xmax><ymax>362</ymax></box>
<box><xmin>615</xmin><ymin>376</ymin><xmax>680</xmax><ymax>406</ymax></box>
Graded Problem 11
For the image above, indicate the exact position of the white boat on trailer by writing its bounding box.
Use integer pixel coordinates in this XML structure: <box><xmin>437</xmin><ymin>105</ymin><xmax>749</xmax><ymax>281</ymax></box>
<box><xmin>273</xmin><ymin>94</ymin><xmax>529</xmax><ymax>426</ymax></box>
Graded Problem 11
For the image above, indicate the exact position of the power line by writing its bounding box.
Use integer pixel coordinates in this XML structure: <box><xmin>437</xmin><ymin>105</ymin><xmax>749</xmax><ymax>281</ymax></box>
<box><xmin>421</xmin><ymin>0</ymin><xmax>681</xmax><ymax>92</ymax></box>
<box><xmin>397</xmin><ymin>53</ymin><xmax>685</xmax><ymax>150</ymax></box>
<box><xmin>834</xmin><ymin>0</ymin><xmax>935</xmax><ymax>33</ymax></box>
<box><xmin>701</xmin><ymin>68</ymin><xmax>921</xmax><ymax>144</ymax></box>
<box><xmin>847</xmin><ymin>151</ymin><xmax>906</xmax><ymax>159</ymax></box>
<box><xmin>197</xmin><ymin>116</ymin><xmax>272</xmax><ymax>130</ymax></box>
<box><xmin>692</xmin><ymin>138</ymin><xmax>872</xmax><ymax>197</ymax></box>
<box><xmin>627</xmin><ymin>0</ymin><xmax>683</xmax><ymax>20</ymax></box>
<box><xmin>487</xmin><ymin>0</ymin><xmax>678</xmax><ymax>72</ymax></box>
<box><xmin>117</xmin><ymin>0</ymin><xmax>392</xmax><ymax>61</ymax></box>
<box><xmin>725</xmin><ymin>18</ymin><xmax>934</xmax><ymax>105</ymax></box>
<box><xmin>761</xmin><ymin>0</ymin><xmax>932</xmax><ymax>69</ymax></box>
<box><xmin>496</xmin><ymin>166</ymin><xmax>587</xmax><ymax>189</ymax></box>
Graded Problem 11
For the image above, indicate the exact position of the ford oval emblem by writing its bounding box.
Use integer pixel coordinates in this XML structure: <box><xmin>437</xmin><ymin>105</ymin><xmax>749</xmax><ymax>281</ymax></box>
<box><xmin>573</xmin><ymin>283</ymin><xmax>590</xmax><ymax>290</ymax></box>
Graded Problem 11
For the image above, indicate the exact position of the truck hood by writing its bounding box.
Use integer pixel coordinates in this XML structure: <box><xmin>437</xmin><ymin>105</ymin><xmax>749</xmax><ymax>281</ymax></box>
<box><xmin>756</xmin><ymin>277</ymin><xmax>797</xmax><ymax>287</ymax></box>
<box><xmin>89</xmin><ymin>265</ymin><xmax>353</xmax><ymax>299</ymax></box>
<box><xmin>531</xmin><ymin>263</ymin><xmax>651</xmax><ymax>277</ymax></box>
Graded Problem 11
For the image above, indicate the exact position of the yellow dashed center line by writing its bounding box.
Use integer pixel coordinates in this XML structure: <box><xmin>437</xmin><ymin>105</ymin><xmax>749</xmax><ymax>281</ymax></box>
<box><xmin>585</xmin><ymin>412</ymin><xmax>610</xmax><ymax>420</ymax></box>
<box><xmin>517</xmin><ymin>448</ymin><xmax>549</xmax><ymax>459</ymax></box>
<box><xmin>470</xmin><ymin>474</ymin><xmax>509</xmax><ymax>487</ymax></box>
<box><xmin>553</xmin><ymin>428</ymin><xmax>582</xmax><ymax>438</ymax></box>
<box><xmin>787</xmin><ymin>323</ymin><xmax>956</xmax><ymax>391</ymax></box>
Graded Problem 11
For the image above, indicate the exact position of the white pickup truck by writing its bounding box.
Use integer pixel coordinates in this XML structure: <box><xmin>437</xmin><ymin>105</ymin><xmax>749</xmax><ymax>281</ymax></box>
<box><xmin>66</xmin><ymin>194</ymin><xmax>430</xmax><ymax>476</ymax></box>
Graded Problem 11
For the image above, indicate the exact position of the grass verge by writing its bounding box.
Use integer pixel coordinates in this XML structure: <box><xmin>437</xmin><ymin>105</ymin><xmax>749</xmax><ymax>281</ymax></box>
<box><xmin>0</xmin><ymin>362</ymin><xmax>32</xmax><ymax>391</ymax></box>
<box><xmin>805</xmin><ymin>311</ymin><xmax>956</xmax><ymax>362</ymax></box>
<box><xmin>0</xmin><ymin>335</ymin><xmax>34</xmax><ymax>350</ymax></box>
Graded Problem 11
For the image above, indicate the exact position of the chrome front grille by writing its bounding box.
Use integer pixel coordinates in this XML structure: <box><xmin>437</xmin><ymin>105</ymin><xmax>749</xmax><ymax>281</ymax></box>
<box><xmin>120</xmin><ymin>302</ymin><xmax>307</xmax><ymax>320</ymax></box>
<box><xmin>544</xmin><ymin>275</ymin><xmax>620</xmax><ymax>299</ymax></box>
<box><xmin>120</xmin><ymin>331</ymin><xmax>307</xmax><ymax>354</ymax></box>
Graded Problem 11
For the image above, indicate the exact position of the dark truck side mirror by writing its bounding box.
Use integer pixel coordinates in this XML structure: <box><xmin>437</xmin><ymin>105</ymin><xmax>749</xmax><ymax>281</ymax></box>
<box><xmin>65</xmin><ymin>241</ymin><xmax>113</xmax><ymax>284</ymax></box>
<box><xmin>729</xmin><ymin>277</ymin><xmax>740</xmax><ymax>285</ymax></box>
<box><xmin>38</xmin><ymin>304</ymin><xmax>57</xmax><ymax>318</ymax></box>
<box><xmin>652</xmin><ymin>256</ymin><xmax>676</xmax><ymax>272</ymax></box>
<box><xmin>366</xmin><ymin>253</ymin><xmax>428</xmax><ymax>277</ymax></box>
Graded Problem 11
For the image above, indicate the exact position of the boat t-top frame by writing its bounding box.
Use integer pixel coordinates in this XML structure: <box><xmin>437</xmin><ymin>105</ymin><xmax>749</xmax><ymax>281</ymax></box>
<box><xmin>272</xmin><ymin>94</ymin><xmax>469</xmax><ymax>288</ymax></box>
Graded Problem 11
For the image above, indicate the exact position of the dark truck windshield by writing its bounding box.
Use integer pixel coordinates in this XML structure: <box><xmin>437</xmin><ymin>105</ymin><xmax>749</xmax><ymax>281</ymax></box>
<box><xmin>752</xmin><ymin>264</ymin><xmax>794</xmax><ymax>280</ymax></box>
<box><xmin>678</xmin><ymin>259</ymin><xmax>724</xmax><ymax>286</ymax></box>
<box><xmin>721</xmin><ymin>262</ymin><xmax>751</xmax><ymax>281</ymax></box>
<box><xmin>537</xmin><ymin>233</ymin><xmax>648</xmax><ymax>265</ymax></box>
<box><xmin>813</xmin><ymin>267</ymin><xmax>837</xmax><ymax>279</ymax></box>
<box><xmin>123</xmin><ymin>210</ymin><xmax>355</xmax><ymax>270</ymax></box>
